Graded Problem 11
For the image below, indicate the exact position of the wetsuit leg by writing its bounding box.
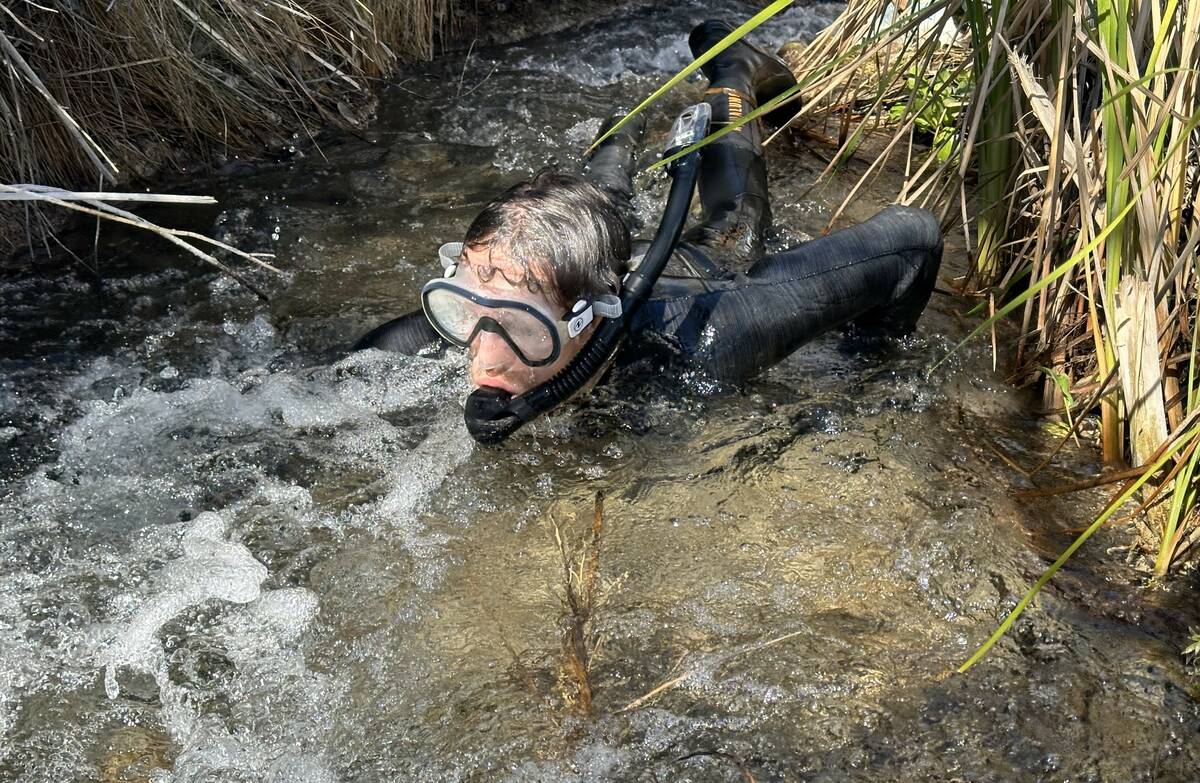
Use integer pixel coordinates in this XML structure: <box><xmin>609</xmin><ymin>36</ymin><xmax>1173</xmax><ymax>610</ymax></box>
<box><xmin>678</xmin><ymin>20</ymin><xmax>798</xmax><ymax>268</ymax></box>
<box><xmin>581</xmin><ymin>113</ymin><xmax>646</xmax><ymax>227</ymax></box>
<box><xmin>583</xmin><ymin>112</ymin><xmax>725</xmax><ymax>281</ymax></box>
<box><xmin>624</xmin><ymin>205</ymin><xmax>943</xmax><ymax>383</ymax></box>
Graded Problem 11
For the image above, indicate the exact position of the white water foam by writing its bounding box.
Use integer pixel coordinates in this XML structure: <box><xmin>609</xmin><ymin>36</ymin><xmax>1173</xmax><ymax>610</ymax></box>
<box><xmin>510</xmin><ymin>1</ymin><xmax>846</xmax><ymax>88</ymax></box>
<box><xmin>0</xmin><ymin>342</ymin><xmax>475</xmax><ymax>780</ymax></box>
<box><xmin>91</xmin><ymin>512</ymin><xmax>268</xmax><ymax>700</ymax></box>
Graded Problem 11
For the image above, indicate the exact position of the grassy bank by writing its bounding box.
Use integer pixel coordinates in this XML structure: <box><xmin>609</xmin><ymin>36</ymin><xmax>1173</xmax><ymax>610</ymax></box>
<box><xmin>0</xmin><ymin>0</ymin><xmax>437</xmax><ymax>258</ymax></box>
<box><xmin>1</xmin><ymin>1</ymin><xmax>459</xmax><ymax>189</ymax></box>
<box><xmin>0</xmin><ymin>0</ymin><xmax>621</xmax><ymax>259</ymax></box>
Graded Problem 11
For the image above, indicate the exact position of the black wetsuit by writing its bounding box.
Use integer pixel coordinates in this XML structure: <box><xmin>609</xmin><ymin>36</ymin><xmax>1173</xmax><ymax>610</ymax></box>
<box><xmin>355</xmin><ymin>43</ymin><xmax>944</xmax><ymax>383</ymax></box>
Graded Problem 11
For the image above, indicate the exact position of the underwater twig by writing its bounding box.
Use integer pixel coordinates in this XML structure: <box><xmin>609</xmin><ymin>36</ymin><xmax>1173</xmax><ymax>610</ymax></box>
<box><xmin>1016</xmin><ymin>462</ymin><xmax>1158</xmax><ymax>498</ymax></box>
<box><xmin>1171</xmin><ymin>522</ymin><xmax>1200</xmax><ymax>562</ymax></box>
<box><xmin>460</xmin><ymin>61</ymin><xmax>500</xmax><ymax>100</ymax></box>
<box><xmin>621</xmin><ymin>629</ymin><xmax>807</xmax><ymax>712</ymax></box>
<box><xmin>983</xmin><ymin>439</ymin><xmax>1033</xmax><ymax>480</ymax></box>
<box><xmin>0</xmin><ymin>183</ymin><xmax>278</xmax><ymax>300</ymax></box>
<box><xmin>455</xmin><ymin>38</ymin><xmax>475</xmax><ymax>100</ymax></box>
<box><xmin>621</xmin><ymin>671</ymin><xmax>691</xmax><ymax>713</ymax></box>
<box><xmin>554</xmin><ymin>492</ymin><xmax>607</xmax><ymax>714</ymax></box>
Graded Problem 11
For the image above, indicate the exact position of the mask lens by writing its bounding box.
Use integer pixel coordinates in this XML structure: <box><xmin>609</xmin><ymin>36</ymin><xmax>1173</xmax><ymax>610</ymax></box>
<box><xmin>422</xmin><ymin>284</ymin><xmax>560</xmax><ymax>363</ymax></box>
<box><xmin>492</xmin><ymin>307</ymin><xmax>557</xmax><ymax>362</ymax></box>
<box><xmin>423</xmin><ymin>287</ymin><xmax>481</xmax><ymax>345</ymax></box>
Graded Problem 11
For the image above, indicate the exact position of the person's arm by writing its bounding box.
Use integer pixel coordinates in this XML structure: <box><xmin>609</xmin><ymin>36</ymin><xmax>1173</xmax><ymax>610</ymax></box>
<box><xmin>353</xmin><ymin>309</ymin><xmax>447</xmax><ymax>354</ymax></box>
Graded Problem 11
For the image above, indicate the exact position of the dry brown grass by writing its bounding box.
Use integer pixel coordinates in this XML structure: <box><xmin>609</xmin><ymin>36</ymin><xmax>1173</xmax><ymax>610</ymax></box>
<box><xmin>0</xmin><ymin>1</ymin><xmax>457</xmax><ymax>189</ymax></box>
<box><xmin>1</xmin><ymin>1</ymin><xmax>458</xmax><ymax>269</ymax></box>
<box><xmin>552</xmin><ymin>492</ymin><xmax>608</xmax><ymax>714</ymax></box>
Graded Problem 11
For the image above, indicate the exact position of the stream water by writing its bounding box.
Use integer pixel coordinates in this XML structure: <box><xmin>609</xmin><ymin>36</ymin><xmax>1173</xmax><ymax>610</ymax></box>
<box><xmin>2</xmin><ymin>2</ymin><xmax>1199</xmax><ymax>781</ymax></box>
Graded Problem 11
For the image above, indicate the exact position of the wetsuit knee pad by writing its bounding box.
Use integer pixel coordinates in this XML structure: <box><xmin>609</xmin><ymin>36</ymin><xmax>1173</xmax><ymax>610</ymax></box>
<box><xmin>846</xmin><ymin>206</ymin><xmax>943</xmax><ymax>338</ymax></box>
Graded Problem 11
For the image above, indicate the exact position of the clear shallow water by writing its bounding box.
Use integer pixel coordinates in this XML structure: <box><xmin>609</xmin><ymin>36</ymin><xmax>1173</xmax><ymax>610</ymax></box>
<box><xmin>2</xmin><ymin>2</ymin><xmax>1199</xmax><ymax>781</ymax></box>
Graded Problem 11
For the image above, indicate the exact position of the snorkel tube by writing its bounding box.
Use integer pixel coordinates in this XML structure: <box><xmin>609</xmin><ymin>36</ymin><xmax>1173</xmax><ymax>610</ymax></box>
<box><xmin>463</xmin><ymin>103</ymin><xmax>712</xmax><ymax>444</ymax></box>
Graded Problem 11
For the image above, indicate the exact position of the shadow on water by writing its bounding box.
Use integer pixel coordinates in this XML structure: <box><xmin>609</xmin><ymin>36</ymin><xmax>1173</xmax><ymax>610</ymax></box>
<box><xmin>1</xmin><ymin>1</ymin><xmax>1199</xmax><ymax>781</ymax></box>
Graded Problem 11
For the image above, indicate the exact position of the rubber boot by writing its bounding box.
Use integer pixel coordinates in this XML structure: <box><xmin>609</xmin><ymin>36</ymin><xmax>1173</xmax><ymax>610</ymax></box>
<box><xmin>582</xmin><ymin>111</ymin><xmax>647</xmax><ymax>228</ymax></box>
<box><xmin>687</xmin><ymin>19</ymin><xmax>800</xmax><ymax>127</ymax></box>
<box><xmin>680</xmin><ymin>20</ymin><xmax>798</xmax><ymax>265</ymax></box>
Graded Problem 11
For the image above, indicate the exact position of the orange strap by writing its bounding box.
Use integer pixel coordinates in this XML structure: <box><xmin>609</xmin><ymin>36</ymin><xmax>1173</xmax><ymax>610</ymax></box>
<box><xmin>704</xmin><ymin>87</ymin><xmax>756</xmax><ymax>131</ymax></box>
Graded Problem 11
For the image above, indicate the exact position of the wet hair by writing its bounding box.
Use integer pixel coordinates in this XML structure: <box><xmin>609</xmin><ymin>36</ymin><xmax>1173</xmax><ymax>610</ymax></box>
<box><xmin>462</xmin><ymin>168</ymin><xmax>631</xmax><ymax>308</ymax></box>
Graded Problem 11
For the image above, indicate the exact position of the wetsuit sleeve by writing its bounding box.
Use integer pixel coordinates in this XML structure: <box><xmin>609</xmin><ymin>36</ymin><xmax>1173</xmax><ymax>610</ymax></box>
<box><xmin>353</xmin><ymin>309</ymin><xmax>447</xmax><ymax>354</ymax></box>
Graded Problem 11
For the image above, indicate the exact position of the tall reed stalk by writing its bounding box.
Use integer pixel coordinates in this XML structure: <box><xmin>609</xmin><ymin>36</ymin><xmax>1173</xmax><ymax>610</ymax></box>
<box><xmin>962</xmin><ymin>0</ymin><xmax>1015</xmax><ymax>283</ymax></box>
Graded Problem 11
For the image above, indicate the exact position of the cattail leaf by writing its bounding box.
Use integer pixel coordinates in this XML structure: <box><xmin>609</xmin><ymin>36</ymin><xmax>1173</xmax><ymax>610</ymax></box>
<box><xmin>585</xmin><ymin>0</ymin><xmax>796</xmax><ymax>154</ymax></box>
<box><xmin>958</xmin><ymin>425</ymin><xmax>1199</xmax><ymax>673</ymax></box>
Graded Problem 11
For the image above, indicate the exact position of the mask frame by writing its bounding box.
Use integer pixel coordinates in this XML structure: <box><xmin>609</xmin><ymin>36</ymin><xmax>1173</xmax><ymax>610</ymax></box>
<box><xmin>420</xmin><ymin>242</ymin><xmax>622</xmax><ymax>368</ymax></box>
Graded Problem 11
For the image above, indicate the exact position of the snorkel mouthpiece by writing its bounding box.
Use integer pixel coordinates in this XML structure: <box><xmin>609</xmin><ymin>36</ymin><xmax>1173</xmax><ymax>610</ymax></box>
<box><xmin>463</xmin><ymin>386</ymin><xmax>520</xmax><ymax>445</ymax></box>
<box><xmin>463</xmin><ymin>103</ymin><xmax>712</xmax><ymax>445</ymax></box>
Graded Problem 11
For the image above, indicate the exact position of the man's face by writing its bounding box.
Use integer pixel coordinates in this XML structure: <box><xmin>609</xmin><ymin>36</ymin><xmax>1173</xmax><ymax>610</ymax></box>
<box><xmin>462</xmin><ymin>244</ymin><xmax>595</xmax><ymax>395</ymax></box>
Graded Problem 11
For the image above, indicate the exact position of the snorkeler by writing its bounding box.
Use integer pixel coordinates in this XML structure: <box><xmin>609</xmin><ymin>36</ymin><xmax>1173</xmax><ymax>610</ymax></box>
<box><xmin>355</xmin><ymin>20</ymin><xmax>944</xmax><ymax>444</ymax></box>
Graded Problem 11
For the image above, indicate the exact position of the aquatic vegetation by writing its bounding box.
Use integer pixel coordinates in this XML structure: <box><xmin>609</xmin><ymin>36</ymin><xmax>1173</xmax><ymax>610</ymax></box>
<box><xmin>1038</xmin><ymin>366</ymin><xmax>1078</xmax><ymax>442</ymax></box>
<box><xmin>551</xmin><ymin>492</ymin><xmax>613</xmax><ymax>715</ymax></box>
<box><xmin>886</xmin><ymin>65</ymin><xmax>970</xmax><ymax>162</ymax></box>
<box><xmin>959</xmin><ymin>422</ymin><xmax>1199</xmax><ymax>671</ymax></box>
<box><xmin>1186</xmin><ymin>629</ymin><xmax>1200</xmax><ymax>663</ymax></box>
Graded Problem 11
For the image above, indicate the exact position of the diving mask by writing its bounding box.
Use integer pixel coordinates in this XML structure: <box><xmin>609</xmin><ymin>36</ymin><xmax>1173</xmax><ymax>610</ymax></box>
<box><xmin>420</xmin><ymin>242</ymin><xmax>622</xmax><ymax>368</ymax></box>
